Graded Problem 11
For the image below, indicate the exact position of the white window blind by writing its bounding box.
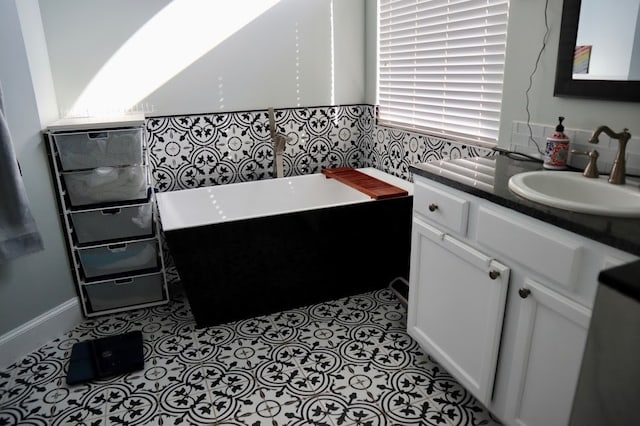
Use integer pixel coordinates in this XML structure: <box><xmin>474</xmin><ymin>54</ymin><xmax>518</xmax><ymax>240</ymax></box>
<box><xmin>378</xmin><ymin>0</ymin><xmax>509</xmax><ymax>146</ymax></box>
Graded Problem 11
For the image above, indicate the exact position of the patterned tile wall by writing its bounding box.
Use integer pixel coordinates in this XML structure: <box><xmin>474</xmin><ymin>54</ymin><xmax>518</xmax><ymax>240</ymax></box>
<box><xmin>146</xmin><ymin>105</ymin><xmax>368</xmax><ymax>192</ymax></box>
<box><xmin>145</xmin><ymin>104</ymin><xmax>495</xmax><ymax>191</ymax></box>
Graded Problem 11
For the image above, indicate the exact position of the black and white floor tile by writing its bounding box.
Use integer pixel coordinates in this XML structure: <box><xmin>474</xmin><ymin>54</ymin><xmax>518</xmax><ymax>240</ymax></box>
<box><xmin>0</xmin><ymin>287</ymin><xmax>502</xmax><ymax>425</ymax></box>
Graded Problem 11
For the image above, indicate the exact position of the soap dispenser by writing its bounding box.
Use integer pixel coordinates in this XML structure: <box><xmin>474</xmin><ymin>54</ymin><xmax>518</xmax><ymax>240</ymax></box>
<box><xmin>543</xmin><ymin>116</ymin><xmax>570</xmax><ymax>170</ymax></box>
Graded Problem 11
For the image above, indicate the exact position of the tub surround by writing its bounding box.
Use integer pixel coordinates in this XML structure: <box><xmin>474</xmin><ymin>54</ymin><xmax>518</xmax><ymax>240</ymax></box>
<box><xmin>157</xmin><ymin>168</ymin><xmax>414</xmax><ymax>328</ymax></box>
<box><xmin>410</xmin><ymin>154</ymin><xmax>640</xmax><ymax>257</ymax></box>
<box><xmin>145</xmin><ymin>104</ymin><xmax>495</xmax><ymax>191</ymax></box>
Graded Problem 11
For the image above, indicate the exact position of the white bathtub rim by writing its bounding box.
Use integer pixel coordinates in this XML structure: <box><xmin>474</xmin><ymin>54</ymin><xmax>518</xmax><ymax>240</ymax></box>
<box><xmin>156</xmin><ymin>167</ymin><xmax>412</xmax><ymax>231</ymax></box>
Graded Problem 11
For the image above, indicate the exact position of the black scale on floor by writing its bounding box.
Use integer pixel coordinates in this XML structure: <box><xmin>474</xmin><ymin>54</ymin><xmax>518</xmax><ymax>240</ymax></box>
<box><xmin>66</xmin><ymin>330</ymin><xmax>144</xmax><ymax>385</ymax></box>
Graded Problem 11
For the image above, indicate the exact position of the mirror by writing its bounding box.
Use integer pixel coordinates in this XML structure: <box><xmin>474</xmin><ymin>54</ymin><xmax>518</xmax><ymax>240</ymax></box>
<box><xmin>554</xmin><ymin>0</ymin><xmax>640</xmax><ymax>102</ymax></box>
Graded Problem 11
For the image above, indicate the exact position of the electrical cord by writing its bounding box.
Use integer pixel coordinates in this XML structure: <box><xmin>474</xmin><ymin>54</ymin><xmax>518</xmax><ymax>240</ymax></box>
<box><xmin>492</xmin><ymin>147</ymin><xmax>543</xmax><ymax>162</ymax></box>
<box><xmin>524</xmin><ymin>0</ymin><xmax>551</xmax><ymax>156</ymax></box>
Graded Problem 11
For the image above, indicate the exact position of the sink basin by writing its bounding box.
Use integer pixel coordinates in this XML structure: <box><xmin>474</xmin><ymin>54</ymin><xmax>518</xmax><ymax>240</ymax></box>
<box><xmin>508</xmin><ymin>171</ymin><xmax>640</xmax><ymax>217</ymax></box>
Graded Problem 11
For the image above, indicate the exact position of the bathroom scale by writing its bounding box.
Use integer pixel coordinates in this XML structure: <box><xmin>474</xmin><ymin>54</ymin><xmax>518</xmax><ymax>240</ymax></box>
<box><xmin>66</xmin><ymin>330</ymin><xmax>144</xmax><ymax>385</ymax></box>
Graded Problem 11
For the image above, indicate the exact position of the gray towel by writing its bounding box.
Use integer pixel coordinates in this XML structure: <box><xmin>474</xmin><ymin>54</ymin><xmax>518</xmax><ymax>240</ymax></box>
<box><xmin>0</xmin><ymin>81</ymin><xmax>44</xmax><ymax>262</ymax></box>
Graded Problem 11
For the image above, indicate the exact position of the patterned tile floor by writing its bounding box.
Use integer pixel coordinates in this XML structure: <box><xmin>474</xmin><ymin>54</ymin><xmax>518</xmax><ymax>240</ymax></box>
<box><xmin>0</xmin><ymin>286</ymin><xmax>502</xmax><ymax>425</ymax></box>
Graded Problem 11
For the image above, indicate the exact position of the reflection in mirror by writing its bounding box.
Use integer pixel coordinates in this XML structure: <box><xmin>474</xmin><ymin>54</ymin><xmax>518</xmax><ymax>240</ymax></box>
<box><xmin>573</xmin><ymin>0</ymin><xmax>640</xmax><ymax>80</ymax></box>
<box><xmin>555</xmin><ymin>0</ymin><xmax>640</xmax><ymax>101</ymax></box>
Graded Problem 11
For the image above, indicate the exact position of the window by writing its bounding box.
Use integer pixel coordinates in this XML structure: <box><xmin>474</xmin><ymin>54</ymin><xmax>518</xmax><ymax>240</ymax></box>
<box><xmin>378</xmin><ymin>0</ymin><xmax>509</xmax><ymax>146</ymax></box>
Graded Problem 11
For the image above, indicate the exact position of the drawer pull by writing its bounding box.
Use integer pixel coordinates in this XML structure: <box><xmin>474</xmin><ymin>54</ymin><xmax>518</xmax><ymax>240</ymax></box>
<box><xmin>489</xmin><ymin>270</ymin><xmax>501</xmax><ymax>280</ymax></box>
<box><xmin>428</xmin><ymin>203</ymin><xmax>438</xmax><ymax>212</ymax></box>
<box><xmin>101</xmin><ymin>208</ymin><xmax>122</xmax><ymax>215</ymax></box>
<box><xmin>114</xmin><ymin>278</ymin><xmax>134</xmax><ymax>286</ymax></box>
<box><xmin>88</xmin><ymin>132</ymin><xmax>108</xmax><ymax>139</ymax></box>
<box><xmin>519</xmin><ymin>288</ymin><xmax>531</xmax><ymax>299</ymax></box>
<box><xmin>107</xmin><ymin>243</ymin><xmax>127</xmax><ymax>252</ymax></box>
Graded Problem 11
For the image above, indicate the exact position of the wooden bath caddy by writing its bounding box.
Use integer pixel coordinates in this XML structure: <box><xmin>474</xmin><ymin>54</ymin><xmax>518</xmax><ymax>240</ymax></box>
<box><xmin>321</xmin><ymin>167</ymin><xmax>408</xmax><ymax>200</ymax></box>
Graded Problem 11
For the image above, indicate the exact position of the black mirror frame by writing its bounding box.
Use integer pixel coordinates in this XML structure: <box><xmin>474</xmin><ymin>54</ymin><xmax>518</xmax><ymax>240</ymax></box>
<box><xmin>554</xmin><ymin>0</ymin><xmax>640</xmax><ymax>102</ymax></box>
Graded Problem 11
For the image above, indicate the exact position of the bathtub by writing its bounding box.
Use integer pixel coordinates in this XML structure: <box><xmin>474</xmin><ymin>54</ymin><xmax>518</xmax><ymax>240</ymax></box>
<box><xmin>156</xmin><ymin>167</ymin><xmax>413</xmax><ymax>327</ymax></box>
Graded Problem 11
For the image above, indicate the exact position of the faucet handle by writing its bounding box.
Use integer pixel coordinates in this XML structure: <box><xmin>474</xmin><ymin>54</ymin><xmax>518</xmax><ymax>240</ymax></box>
<box><xmin>571</xmin><ymin>149</ymin><xmax>599</xmax><ymax>178</ymax></box>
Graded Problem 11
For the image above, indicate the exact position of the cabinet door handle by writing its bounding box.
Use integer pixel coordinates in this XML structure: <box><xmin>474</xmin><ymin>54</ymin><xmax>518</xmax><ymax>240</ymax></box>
<box><xmin>428</xmin><ymin>203</ymin><xmax>438</xmax><ymax>212</ymax></box>
<box><xmin>519</xmin><ymin>288</ymin><xmax>531</xmax><ymax>299</ymax></box>
<box><xmin>489</xmin><ymin>270</ymin><xmax>500</xmax><ymax>279</ymax></box>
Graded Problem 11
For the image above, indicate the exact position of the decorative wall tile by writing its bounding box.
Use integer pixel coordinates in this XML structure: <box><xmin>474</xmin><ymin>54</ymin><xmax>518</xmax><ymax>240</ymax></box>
<box><xmin>146</xmin><ymin>105</ymin><xmax>369</xmax><ymax>192</ymax></box>
<box><xmin>146</xmin><ymin>104</ymin><xmax>495</xmax><ymax>193</ymax></box>
<box><xmin>370</xmin><ymin>124</ymin><xmax>496</xmax><ymax>181</ymax></box>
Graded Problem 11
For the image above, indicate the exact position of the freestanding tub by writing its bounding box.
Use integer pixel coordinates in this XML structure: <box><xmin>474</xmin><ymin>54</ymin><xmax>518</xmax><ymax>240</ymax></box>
<box><xmin>156</xmin><ymin>167</ymin><xmax>413</xmax><ymax>327</ymax></box>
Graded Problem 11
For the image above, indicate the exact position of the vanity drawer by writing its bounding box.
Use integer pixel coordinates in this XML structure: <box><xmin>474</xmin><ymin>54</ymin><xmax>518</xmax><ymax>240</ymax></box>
<box><xmin>84</xmin><ymin>273</ymin><xmax>165</xmax><ymax>312</ymax></box>
<box><xmin>63</xmin><ymin>165</ymin><xmax>148</xmax><ymax>207</ymax></box>
<box><xmin>71</xmin><ymin>203</ymin><xmax>153</xmax><ymax>245</ymax></box>
<box><xmin>54</xmin><ymin>128</ymin><xmax>143</xmax><ymax>171</ymax></box>
<box><xmin>414</xmin><ymin>180</ymin><xmax>470</xmax><ymax>236</ymax></box>
<box><xmin>78</xmin><ymin>239</ymin><xmax>159</xmax><ymax>279</ymax></box>
<box><xmin>476</xmin><ymin>206</ymin><xmax>583</xmax><ymax>290</ymax></box>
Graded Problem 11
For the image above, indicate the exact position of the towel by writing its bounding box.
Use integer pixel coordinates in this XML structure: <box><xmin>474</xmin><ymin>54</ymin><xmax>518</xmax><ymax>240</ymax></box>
<box><xmin>0</xmin><ymin>81</ymin><xmax>44</xmax><ymax>263</ymax></box>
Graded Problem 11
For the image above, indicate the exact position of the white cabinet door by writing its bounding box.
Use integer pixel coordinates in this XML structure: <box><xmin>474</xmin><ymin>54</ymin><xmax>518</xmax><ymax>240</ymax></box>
<box><xmin>407</xmin><ymin>217</ymin><xmax>510</xmax><ymax>405</ymax></box>
<box><xmin>504</xmin><ymin>278</ymin><xmax>591</xmax><ymax>426</ymax></box>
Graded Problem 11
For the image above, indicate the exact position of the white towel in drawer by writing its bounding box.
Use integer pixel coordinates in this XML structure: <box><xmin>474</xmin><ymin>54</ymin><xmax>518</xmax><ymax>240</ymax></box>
<box><xmin>71</xmin><ymin>203</ymin><xmax>153</xmax><ymax>244</ymax></box>
<box><xmin>54</xmin><ymin>128</ymin><xmax>143</xmax><ymax>171</ymax></box>
<box><xmin>63</xmin><ymin>166</ymin><xmax>147</xmax><ymax>207</ymax></box>
<box><xmin>79</xmin><ymin>240</ymin><xmax>159</xmax><ymax>279</ymax></box>
<box><xmin>85</xmin><ymin>273</ymin><xmax>164</xmax><ymax>312</ymax></box>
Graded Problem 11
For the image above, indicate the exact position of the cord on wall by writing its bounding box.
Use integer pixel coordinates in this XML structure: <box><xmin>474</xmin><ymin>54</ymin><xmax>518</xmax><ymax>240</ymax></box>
<box><xmin>524</xmin><ymin>0</ymin><xmax>551</xmax><ymax>156</ymax></box>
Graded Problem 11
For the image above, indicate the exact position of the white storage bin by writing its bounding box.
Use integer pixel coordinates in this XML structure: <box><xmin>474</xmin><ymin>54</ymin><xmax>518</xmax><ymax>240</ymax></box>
<box><xmin>54</xmin><ymin>128</ymin><xmax>143</xmax><ymax>171</ymax></box>
<box><xmin>79</xmin><ymin>239</ymin><xmax>159</xmax><ymax>279</ymax></box>
<box><xmin>85</xmin><ymin>273</ymin><xmax>165</xmax><ymax>312</ymax></box>
<box><xmin>71</xmin><ymin>203</ymin><xmax>153</xmax><ymax>244</ymax></box>
<box><xmin>63</xmin><ymin>166</ymin><xmax>147</xmax><ymax>207</ymax></box>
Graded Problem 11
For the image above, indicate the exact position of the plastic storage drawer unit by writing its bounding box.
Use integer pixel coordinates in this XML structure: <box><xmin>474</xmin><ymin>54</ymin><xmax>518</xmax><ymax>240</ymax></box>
<box><xmin>54</xmin><ymin>128</ymin><xmax>143</xmax><ymax>171</ymax></box>
<box><xmin>85</xmin><ymin>273</ymin><xmax>165</xmax><ymax>312</ymax></box>
<box><xmin>71</xmin><ymin>203</ymin><xmax>153</xmax><ymax>244</ymax></box>
<box><xmin>78</xmin><ymin>239</ymin><xmax>159</xmax><ymax>279</ymax></box>
<box><xmin>63</xmin><ymin>166</ymin><xmax>148</xmax><ymax>207</ymax></box>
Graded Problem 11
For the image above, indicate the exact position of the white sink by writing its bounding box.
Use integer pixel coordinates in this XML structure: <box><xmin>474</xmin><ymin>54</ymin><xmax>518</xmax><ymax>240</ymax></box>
<box><xmin>508</xmin><ymin>171</ymin><xmax>640</xmax><ymax>217</ymax></box>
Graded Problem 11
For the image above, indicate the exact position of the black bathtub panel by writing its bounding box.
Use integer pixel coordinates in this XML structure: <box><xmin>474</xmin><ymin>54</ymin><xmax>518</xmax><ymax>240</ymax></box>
<box><xmin>164</xmin><ymin>196</ymin><xmax>412</xmax><ymax>327</ymax></box>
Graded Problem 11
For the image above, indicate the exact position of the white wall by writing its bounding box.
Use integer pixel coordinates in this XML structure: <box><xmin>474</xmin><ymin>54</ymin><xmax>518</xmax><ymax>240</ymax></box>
<box><xmin>0</xmin><ymin>0</ymin><xmax>75</xmax><ymax>336</ymax></box>
<box><xmin>38</xmin><ymin>0</ymin><xmax>366</xmax><ymax>118</ymax></box>
<box><xmin>497</xmin><ymin>0</ymin><xmax>640</xmax><ymax>147</ymax></box>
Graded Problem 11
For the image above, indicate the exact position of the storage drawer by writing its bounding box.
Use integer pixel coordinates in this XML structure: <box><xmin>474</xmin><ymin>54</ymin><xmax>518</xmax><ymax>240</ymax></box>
<box><xmin>476</xmin><ymin>206</ymin><xmax>583</xmax><ymax>290</ymax></box>
<box><xmin>63</xmin><ymin>165</ymin><xmax>147</xmax><ymax>207</ymax></box>
<box><xmin>85</xmin><ymin>273</ymin><xmax>165</xmax><ymax>312</ymax></box>
<box><xmin>78</xmin><ymin>239</ymin><xmax>159</xmax><ymax>279</ymax></box>
<box><xmin>414</xmin><ymin>180</ymin><xmax>470</xmax><ymax>236</ymax></box>
<box><xmin>54</xmin><ymin>128</ymin><xmax>143</xmax><ymax>171</ymax></box>
<box><xmin>71</xmin><ymin>203</ymin><xmax>153</xmax><ymax>244</ymax></box>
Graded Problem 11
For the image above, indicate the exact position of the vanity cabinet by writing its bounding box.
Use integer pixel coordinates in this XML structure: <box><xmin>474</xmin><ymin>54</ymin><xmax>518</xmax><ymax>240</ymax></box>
<box><xmin>502</xmin><ymin>278</ymin><xmax>590</xmax><ymax>426</ymax></box>
<box><xmin>45</xmin><ymin>116</ymin><xmax>169</xmax><ymax>317</ymax></box>
<box><xmin>408</xmin><ymin>173</ymin><xmax>637</xmax><ymax>426</ymax></box>
<box><xmin>408</xmin><ymin>217</ymin><xmax>510</xmax><ymax>405</ymax></box>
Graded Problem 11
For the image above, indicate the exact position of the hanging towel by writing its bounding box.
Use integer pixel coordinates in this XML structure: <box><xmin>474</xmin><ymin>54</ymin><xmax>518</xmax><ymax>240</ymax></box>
<box><xmin>0</xmin><ymin>81</ymin><xmax>44</xmax><ymax>263</ymax></box>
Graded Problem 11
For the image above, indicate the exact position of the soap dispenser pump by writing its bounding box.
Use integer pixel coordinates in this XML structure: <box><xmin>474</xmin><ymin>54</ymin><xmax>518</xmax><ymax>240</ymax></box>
<box><xmin>544</xmin><ymin>116</ymin><xmax>570</xmax><ymax>170</ymax></box>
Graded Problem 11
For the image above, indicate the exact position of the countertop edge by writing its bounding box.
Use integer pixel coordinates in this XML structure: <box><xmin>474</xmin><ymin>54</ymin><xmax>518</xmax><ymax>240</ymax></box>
<box><xmin>410</xmin><ymin>161</ymin><xmax>640</xmax><ymax>257</ymax></box>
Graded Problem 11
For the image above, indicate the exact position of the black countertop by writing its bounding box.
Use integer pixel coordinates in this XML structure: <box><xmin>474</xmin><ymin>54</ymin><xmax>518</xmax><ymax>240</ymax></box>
<box><xmin>598</xmin><ymin>260</ymin><xmax>640</xmax><ymax>302</ymax></box>
<box><xmin>409</xmin><ymin>154</ymin><xmax>640</xmax><ymax>257</ymax></box>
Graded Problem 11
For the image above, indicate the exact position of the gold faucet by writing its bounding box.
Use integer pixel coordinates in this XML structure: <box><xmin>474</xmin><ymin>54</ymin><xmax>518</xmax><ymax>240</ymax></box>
<box><xmin>588</xmin><ymin>126</ymin><xmax>632</xmax><ymax>184</ymax></box>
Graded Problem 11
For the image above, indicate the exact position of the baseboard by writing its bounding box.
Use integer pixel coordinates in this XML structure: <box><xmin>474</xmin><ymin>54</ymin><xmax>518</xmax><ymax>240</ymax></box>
<box><xmin>0</xmin><ymin>298</ymin><xmax>82</xmax><ymax>369</ymax></box>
